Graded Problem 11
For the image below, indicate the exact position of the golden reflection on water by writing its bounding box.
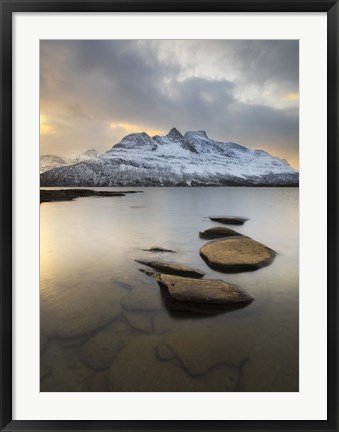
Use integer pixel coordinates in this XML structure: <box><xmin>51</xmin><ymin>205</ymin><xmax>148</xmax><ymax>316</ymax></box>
<box><xmin>40</xmin><ymin>187</ymin><xmax>299</xmax><ymax>392</ymax></box>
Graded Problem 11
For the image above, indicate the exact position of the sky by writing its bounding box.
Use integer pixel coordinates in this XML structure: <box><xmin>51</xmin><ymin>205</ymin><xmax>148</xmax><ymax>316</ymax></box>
<box><xmin>40</xmin><ymin>40</ymin><xmax>299</xmax><ymax>169</ymax></box>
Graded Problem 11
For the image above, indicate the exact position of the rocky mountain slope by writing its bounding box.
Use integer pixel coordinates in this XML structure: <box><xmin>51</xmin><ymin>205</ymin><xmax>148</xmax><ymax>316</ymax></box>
<box><xmin>40</xmin><ymin>149</ymin><xmax>101</xmax><ymax>174</ymax></box>
<box><xmin>40</xmin><ymin>128</ymin><xmax>298</xmax><ymax>186</ymax></box>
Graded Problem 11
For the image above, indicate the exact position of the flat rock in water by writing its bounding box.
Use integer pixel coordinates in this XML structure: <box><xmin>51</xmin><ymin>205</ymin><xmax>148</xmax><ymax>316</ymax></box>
<box><xmin>200</xmin><ymin>236</ymin><xmax>276</xmax><ymax>272</ymax></box>
<box><xmin>144</xmin><ymin>272</ymin><xmax>253</xmax><ymax>313</ymax></box>
<box><xmin>208</xmin><ymin>216</ymin><xmax>248</xmax><ymax>225</ymax></box>
<box><xmin>136</xmin><ymin>259</ymin><xmax>205</xmax><ymax>279</ymax></box>
<box><xmin>199</xmin><ymin>227</ymin><xmax>242</xmax><ymax>239</ymax></box>
<box><xmin>142</xmin><ymin>246</ymin><xmax>176</xmax><ymax>253</ymax></box>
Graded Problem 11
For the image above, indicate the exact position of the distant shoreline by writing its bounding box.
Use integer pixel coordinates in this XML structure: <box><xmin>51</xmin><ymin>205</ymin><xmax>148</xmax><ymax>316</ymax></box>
<box><xmin>40</xmin><ymin>183</ymin><xmax>299</xmax><ymax>188</ymax></box>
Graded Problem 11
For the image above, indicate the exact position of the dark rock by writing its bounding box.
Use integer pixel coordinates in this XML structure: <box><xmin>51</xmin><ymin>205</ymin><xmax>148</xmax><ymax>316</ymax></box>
<box><xmin>199</xmin><ymin>226</ymin><xmax>242</xmax><ymax>239</ymax></box>
<box><xmin>142</xmin><ymin>246</ymin><xmax>176</xmax><ymax>253</ymax></box>
<box><xmin>135</xmin><ymin>259</ymin><xmax>205</xmax><ymax>278</ymax></box>
<box><xmin>40</xmin><ymin>189</ymin><xmax>125</xmax><ymax>203</ymax></box>
<box><xmin>167</xmin><ymin>127</ymin><xmax>183</xmax><ymax>140</ymax></box>
<box><xmin>200</xmin><ymin>236</ymin><xmax>276</xmax><ymax>272</ymax></box>
<box><xmin>208</xmin><ymin>216</ymin><xmax>249</xmax><ymax>225</ymax></box>
<box><xmin>40</xmin><ymin>189</ymin><xmax>142</xmax><ymax>203</ymax></box>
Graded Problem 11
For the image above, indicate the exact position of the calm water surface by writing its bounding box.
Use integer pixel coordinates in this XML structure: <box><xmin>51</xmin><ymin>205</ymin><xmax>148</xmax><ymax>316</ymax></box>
<box><xmin>40</xmin><ymin>187</ymin><xmax>299</xmax><ymax>392</ymax></box>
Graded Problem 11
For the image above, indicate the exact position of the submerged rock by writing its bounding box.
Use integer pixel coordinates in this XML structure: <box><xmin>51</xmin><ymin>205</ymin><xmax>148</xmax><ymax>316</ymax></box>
<box><xmin>208</xmin><ymin>216</ymin><xmax>248</xmax><ymax>225</ymax></box>
<box><xmin>199</xmin><ymin>227</ymin><xmax>242</xmax><ymax>239</ymax></box>
<box><xmin>40</xmin><ymin>341</ymin><xmax>93</xmax><ymax>392</ymax></box>
<box><xmin>78</xmin><ymin>317</ymin><xmax>138</xmax><ymax>370</ymax></box>
<box><xmin>120</xmin><ymin>286</ymin><xmax>163</xmax><ymax>311</ymax></box>
<box><xmin>89</xmin><ymin>370</ymin><xmax>110</xmax><ymax>392</ymax></box>
<box><xmin>142</xmin><ymin>246</ymin><xmax>176</xmax><ymax>253</ymax></box>
<box><xmin>143</xmin><ymin>272</ymin><xmax>253</xmax><ymax>313</ymax></box>
<box><xmin>41</xmin><ymin>284</ymin><xmax>125</xmax><ymax>338</ymax></box>
<box><xmin>136</xmin><ymin>259</ymin><xmax>205</xmax><ymax>279</ymax></box>
<box><xmin>162</xmin><ymin>317</ymin><xmax>265</xmax><ymax>376</ymax></box>
<box><xmin>40</xmin><ymin>335</ymin><xmax>49</xmax><ymax>353</ymax></box>
<box><xmin>123</xmin><ymin>310</ymin><xmax>154</xmax><ymax>334</ymax></box>
<box><xmin>155</xmin><ymin>343</ymin><xmax>175</xmax><ymax>361</ymax></box>
<box><xmin>200</xmin><ymin>236</ymin><xmax>276</xmax><ymax>272</ymax></box>
<box><xmin>109</xmin><ymin>335</ymin><xmax>239</xmax><ymax>391</ymax></box>
<box><xmin>152</xmin><ymin>312</ymin><xmax>172</xmax><ymax>334</ymax></box>
<box><xmin>241</xmin><ymin>337</ymin><xmax>298</xmax><ymax>392</ymax></box>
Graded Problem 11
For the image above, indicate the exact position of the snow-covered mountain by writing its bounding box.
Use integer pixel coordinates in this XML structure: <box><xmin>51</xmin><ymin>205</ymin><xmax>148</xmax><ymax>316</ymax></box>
<box><xmin>40</xmin><ymin>128</ymin><xmax>298</xmax><ymax>186</ymax></box>
<box><xmin>40</xmin><ymin>149</ymin><xmax>101</xmax><ymax>173</ymax></box>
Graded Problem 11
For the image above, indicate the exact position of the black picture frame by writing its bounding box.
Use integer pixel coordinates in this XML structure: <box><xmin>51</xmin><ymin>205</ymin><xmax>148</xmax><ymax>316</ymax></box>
<box><xmin>1</xmin><ymin>0</ymin><xmax>338</xmax><ymax>431</ymax></box>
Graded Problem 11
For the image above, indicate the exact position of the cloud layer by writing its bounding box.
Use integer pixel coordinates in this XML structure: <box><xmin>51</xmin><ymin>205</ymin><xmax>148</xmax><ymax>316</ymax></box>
<box><xmin>40</xmin><ymin>40</ymin><xmax>299</xmax><ymax>168</ymax></box>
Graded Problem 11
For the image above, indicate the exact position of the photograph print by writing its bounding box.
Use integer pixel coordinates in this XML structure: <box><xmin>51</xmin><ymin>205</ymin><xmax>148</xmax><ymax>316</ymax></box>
<box><xmin>40</xmin><ymin>40</ymin><xmax>299</xmax><ymax>392</ymax></box>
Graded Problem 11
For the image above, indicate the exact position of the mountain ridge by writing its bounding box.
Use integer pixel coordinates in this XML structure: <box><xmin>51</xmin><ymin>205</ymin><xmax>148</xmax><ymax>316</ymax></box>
<box><xmin>40</xmin><ymin>128</ymin><xmax>298</xmax><ymax>187</ymax></box>
<box><xmin>40</xmin><ymin>149</ymin><xmax>101</xmax><ymax>174</ymax></box>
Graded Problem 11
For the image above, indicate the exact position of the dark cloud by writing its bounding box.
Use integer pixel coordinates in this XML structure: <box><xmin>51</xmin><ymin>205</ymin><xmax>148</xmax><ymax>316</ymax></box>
<box><xmin>40</xmin><ymin>40</ymin><xmax>299</xmax><ymax>168</ymax></box>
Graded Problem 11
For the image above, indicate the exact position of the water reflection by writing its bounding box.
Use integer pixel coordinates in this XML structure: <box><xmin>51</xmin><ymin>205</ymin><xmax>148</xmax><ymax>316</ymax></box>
<box><xmin>40</xmin><ymin>187</ymin><xmax>298</xmax><ymax>392</ymax></box>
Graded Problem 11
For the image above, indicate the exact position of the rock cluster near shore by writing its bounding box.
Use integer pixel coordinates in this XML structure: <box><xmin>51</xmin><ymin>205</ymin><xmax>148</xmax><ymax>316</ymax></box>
<box><xmin>137</xmin><ymin>213</ymin><xmax>276</xmax><ymax>314</ymax></box>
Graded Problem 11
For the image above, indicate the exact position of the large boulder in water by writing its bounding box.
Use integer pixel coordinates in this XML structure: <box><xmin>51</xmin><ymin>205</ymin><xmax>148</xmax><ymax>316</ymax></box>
<box><xmin>200</xmin><ymin>236</ymin><xmax>276</xmax><ymax>272</ymax></box>
<box><xmin>142</xmin><ymin>271</ymin><xmax>253</xmax><ymax>313</ymax></box>
<box><xmin>135</xmin><ymin>259</ymin><xmax>205</xmax><ymax>279</ymax></box>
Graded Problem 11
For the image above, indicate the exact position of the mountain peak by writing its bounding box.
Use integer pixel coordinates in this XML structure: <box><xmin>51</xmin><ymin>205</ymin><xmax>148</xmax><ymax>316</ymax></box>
<box><xmin>185</xmin><ymin>130</ymin><xmax>209</xmax><ymax>139</ymax></box>
<box><xmin>166</xmin><ymin>127</ymin><xmax>183</xmax><ymax>140</ymax></box>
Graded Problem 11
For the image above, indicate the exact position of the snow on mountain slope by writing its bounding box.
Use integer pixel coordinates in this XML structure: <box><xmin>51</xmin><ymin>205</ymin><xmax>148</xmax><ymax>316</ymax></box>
<box><xmin>40</xmin><ymin>149</ymin><xmax>101</xmax><ymax>173</ymax></box>
<box><xmin>40</xmin><ymin>128</ymin><xmax>298</xmax><ymax>186</ymax></box>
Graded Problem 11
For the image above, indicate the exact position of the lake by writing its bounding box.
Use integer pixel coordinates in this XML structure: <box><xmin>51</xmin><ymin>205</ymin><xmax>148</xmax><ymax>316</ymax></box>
<box><xmin>40</xmin><ymin>187</ymin><xmax>299</xmax><ymax>392</ymax></box>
